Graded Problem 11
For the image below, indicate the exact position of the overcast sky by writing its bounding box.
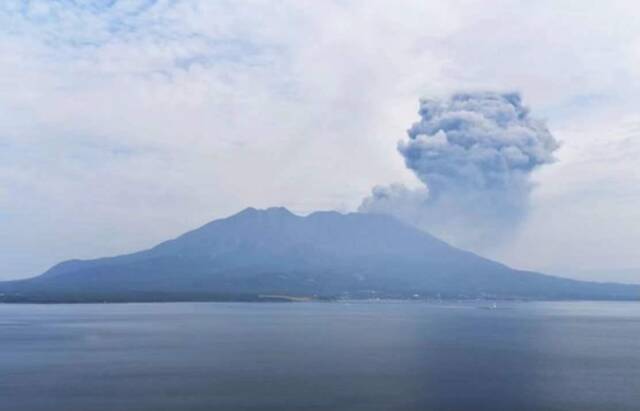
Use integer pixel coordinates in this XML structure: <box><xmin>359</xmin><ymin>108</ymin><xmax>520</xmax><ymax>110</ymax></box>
<box><xmin>1</xmin><ymin>0</ymin><xmax>640</xmax><ymax>283</ymax></box>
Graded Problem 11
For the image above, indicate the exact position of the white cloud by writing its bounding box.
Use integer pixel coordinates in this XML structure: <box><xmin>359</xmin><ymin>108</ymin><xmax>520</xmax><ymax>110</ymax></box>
<box><xmin>1</xmin><ymin>0</ymin><xmax>640</xmax><ymax>281</ymax></box>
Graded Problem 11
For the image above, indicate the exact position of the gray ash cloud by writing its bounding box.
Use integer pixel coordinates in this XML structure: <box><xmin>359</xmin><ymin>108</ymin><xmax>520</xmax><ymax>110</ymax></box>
<box><xmin>360</xmin><ymin>92</ymin><xmax>560</xmax><ymax>249</ymax></box>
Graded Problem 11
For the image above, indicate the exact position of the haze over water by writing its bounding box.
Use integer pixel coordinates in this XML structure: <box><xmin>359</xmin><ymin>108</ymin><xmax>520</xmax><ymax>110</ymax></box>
<box><xmin>1</xmin><ymin>301</ymin><xmax>639</xmax><ymax>411</ymax></box>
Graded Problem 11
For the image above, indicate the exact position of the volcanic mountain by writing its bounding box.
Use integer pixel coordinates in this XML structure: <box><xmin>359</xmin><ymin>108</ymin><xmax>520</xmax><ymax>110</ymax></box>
<box><xmin>1</xmin><ymin>207</ymin><xmax>637</xmax><ymax>302</ymax></box>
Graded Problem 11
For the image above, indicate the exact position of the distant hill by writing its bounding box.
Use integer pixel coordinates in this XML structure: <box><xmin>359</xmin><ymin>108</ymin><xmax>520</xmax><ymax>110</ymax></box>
<box><xmin>1</xmin><ymin>207</ymin><xmax>638</xmax><ymax>302</ymax></box>
<box><xmin>550</xmin><ymin>267</ymin><xmax>640</xmax><ymax>285</ymax></box>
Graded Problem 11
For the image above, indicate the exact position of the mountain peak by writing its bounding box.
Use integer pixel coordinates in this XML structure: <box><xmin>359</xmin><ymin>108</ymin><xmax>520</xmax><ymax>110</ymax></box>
<box><xmin>235</xmin><ymin>206</ymin><xmax>295</xmax><ymax>217</ymax></box>
<box><xmin>264</xmin><ymin>206</ymin><xmax>295</xmax><ymax>216</ymax></box>
<box><xmin>3</xmin><ymin>206</ymin><xmax>639</xmax><ymax>302</ymax></box>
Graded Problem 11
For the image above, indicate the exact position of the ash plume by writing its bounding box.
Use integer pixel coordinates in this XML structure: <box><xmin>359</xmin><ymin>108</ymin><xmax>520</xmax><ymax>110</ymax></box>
<box><xmin>360</xmin><ymin>92</ymin><xmax>560</xmax><ymax>249</ymax></box>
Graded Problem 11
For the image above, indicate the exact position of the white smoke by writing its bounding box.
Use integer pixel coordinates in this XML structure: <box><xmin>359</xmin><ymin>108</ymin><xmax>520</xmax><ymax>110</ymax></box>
<box><xmin>360</xmin><ymin>92</ymin><xmax>560</xmax><ymax>249</ymax></box>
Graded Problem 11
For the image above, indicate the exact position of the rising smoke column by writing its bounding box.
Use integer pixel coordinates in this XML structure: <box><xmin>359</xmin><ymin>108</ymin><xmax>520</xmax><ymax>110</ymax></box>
<box><xmin>360</xmin><ymin>92</ymin><xmax>560</xmax><ymax>249</ymax></box>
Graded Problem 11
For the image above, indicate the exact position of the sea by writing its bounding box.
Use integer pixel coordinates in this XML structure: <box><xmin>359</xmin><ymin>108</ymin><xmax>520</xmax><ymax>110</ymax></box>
<box><xmin>1</xmin><ymin>301</ymin><xmax>639</xmax><ymax>411</ymax></box>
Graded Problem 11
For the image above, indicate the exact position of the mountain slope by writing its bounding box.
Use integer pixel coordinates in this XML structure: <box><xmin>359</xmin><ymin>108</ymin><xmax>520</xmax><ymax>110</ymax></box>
<box><xmin>1</xmin><ymin>207</ymin><xmax>638</xmax><ymax>302</ymax></box>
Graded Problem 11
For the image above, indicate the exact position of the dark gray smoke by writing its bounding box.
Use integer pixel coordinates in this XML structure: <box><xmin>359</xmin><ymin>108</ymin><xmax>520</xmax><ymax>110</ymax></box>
<box><xmin>360</xmin><ymin>92</ymin><xmax>560</xmax><ymax>249</ymax></box>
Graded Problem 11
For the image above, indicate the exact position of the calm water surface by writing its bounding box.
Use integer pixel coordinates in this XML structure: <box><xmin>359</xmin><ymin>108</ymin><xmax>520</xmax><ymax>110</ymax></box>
<box><xmin>1</xmin><ymin>301</ymin><xmax>639</xmax><ymax>411</ymax></box>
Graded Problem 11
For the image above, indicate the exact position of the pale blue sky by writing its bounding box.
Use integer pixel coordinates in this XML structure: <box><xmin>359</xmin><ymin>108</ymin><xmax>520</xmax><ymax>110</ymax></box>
<box><xmin>1</xmin><ymin>0</ymin><xmax>640</xmax><ymax>282</ymax></box>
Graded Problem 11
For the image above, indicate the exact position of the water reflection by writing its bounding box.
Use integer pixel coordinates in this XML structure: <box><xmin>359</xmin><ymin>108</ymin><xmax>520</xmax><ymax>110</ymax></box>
<box><xmin>0</xmin><ymin>301</ymin><xmax>639</xmax><ymax>410</ymax></box>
